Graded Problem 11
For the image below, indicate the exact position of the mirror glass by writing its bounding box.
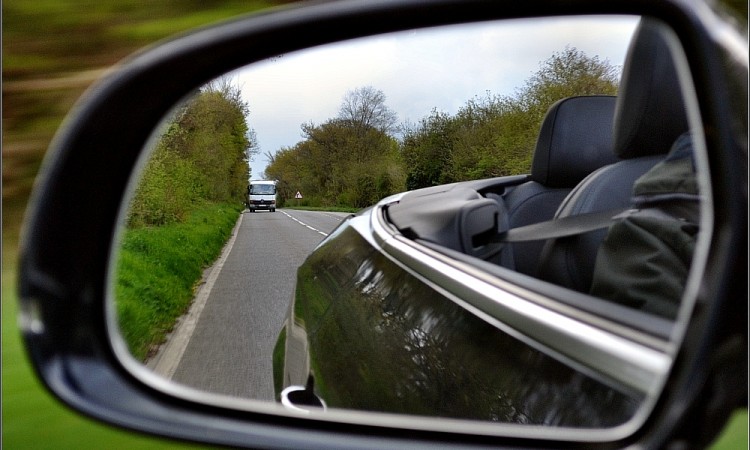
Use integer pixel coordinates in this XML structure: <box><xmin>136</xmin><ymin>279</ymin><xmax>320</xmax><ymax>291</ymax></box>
<box><xmin>110</xmin><ymin>14</ymin><xmax>707</xmax><ymax>434</ymax></box>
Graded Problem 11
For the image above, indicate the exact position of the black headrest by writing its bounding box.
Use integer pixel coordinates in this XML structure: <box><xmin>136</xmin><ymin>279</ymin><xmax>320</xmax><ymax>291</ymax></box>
<box><xmin>531</xmin><ymin>95</ymin><xmax>619</xmax><ymax>188</ymax></box>
<box><xmin>613</xmin><ymin>18</ymin><xmax>689</xmax><ymax>159</ymax></box>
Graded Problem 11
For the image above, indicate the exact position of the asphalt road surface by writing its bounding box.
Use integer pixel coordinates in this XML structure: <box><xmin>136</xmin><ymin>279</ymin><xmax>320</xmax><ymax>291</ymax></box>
<box><xmin>152</xmin><ymin>209</ymin><xmax>350</xmax><ymax>400</ymax></box>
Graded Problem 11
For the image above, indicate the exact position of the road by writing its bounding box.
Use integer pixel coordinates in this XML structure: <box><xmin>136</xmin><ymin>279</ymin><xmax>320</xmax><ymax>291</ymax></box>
<box><xmin>149</xmin><ymin>209</ymin><xmax>350</xmax><ymax>400</ymax></box>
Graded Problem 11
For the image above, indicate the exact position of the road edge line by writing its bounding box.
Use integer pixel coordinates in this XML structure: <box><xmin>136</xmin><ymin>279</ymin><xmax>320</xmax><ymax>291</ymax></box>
<box><xmin>146</xmin><ymin>211</ymin><xmax>245</xmax><ymax>378</ymax></box>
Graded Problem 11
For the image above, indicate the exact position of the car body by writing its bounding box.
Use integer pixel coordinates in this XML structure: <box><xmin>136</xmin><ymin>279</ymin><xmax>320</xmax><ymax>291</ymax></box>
<box><xmin>248</xmin><ymin>179</ymin><xmax>277</xmax><ymax>212</ymax></box>
<box><xmin>17</xmin><ymin>0</ymin><xmax>747</xmax><ymax>449</ymax></box>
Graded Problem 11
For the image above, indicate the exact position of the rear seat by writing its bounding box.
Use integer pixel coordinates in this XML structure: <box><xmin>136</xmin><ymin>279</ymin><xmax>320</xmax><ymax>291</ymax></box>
<box><xmin>503</xmin><ymin>95</ymin><xmax>620</xmax><ymax>275</ymax></box>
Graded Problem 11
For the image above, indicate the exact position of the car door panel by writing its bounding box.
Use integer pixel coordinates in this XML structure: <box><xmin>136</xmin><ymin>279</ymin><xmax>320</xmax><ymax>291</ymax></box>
<box><xmin>280</xmin><ymin>218</ymin><xmax>642</xmax><ymax>427</ymax></box>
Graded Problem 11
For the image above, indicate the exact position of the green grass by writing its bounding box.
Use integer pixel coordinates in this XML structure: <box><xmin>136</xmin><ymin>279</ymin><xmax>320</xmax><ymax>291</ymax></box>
<box><xmin>2</xmin><ymin>201</ymin><xmax>241</xmax><ymax>448</ymax></box>
<box><xmin>109</xmin><ymin>1</ymin><xmax>282</xmax><ymax>42</ymax></box>
<box><xmin>710</xmin><ymin>410</ymin><xmax>748</xmax><ymax>450</ymax></box>
<box><xmin>115</xmin><ymin>201</ymin><xmax>241</xmax><ymax>360</ymax></box>
<box><xmin>2</xmin><ymin>0</ymin><xmax>287</xmax><ymax>76</ymax></box>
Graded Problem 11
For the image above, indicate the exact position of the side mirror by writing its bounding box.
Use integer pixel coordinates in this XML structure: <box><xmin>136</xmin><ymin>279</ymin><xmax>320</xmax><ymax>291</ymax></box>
<box><xmin>18</xmin><ymin>1</ymin><xmax>747</xmax><ymax>448</ymax></box>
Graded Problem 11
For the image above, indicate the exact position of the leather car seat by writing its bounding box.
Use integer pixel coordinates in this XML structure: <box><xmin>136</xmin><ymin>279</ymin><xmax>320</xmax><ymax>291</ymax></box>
<box><xmin>536</xmin><ymin>18</ymin><xmax>690</xmax><ymax>293</ymax></box>
<box><xmin>504</xmin><ymin>95</ymin><xmax>619</xmax><ymax>275</ymax></box>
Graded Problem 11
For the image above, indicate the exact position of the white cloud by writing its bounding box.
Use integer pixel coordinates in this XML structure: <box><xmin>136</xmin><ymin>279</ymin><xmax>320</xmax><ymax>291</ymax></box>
<box><xmin>230</xmin><ymin>15</ymin><xmax>639</xmax><ymax>177</ymax></box>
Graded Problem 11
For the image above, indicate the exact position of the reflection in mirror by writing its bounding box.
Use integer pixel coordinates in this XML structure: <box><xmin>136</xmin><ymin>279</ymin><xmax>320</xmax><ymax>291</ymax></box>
<box><xmin>111</xmin><ymin>14</ymin><xmax>707</xmax><ymax>433</ymax></box>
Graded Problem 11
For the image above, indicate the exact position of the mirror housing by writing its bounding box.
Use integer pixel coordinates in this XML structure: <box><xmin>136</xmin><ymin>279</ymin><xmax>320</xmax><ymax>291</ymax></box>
<box><xmin>18</xmin><ymin>0</ymin><xmax>747</xmax><ymax>448</ymax></box>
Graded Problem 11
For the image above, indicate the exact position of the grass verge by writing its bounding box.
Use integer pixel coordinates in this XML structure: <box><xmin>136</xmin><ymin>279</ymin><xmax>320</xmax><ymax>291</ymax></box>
<box><xmin>115</xmin><ymin>201</ymin><xmax>241</xmax><ymax>360</ymax></box>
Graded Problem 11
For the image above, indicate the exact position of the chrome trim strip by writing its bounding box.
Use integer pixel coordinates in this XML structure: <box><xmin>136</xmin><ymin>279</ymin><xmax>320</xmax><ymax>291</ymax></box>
<box><xmin>371</xmin><ymin>203</ymin><xmax>671</xmax><ymax>396</ymax></box>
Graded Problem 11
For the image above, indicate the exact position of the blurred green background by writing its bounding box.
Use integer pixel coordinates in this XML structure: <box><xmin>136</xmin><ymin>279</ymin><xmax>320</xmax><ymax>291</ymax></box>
<box><xmin>2</xmin><ymin>1</ymin><xmax>747</xmax><ymax>449</ymax></box>
<box><xmin>2</xmin><ymin>2</ymin><xmax>291</xmax><ymax>448</ymax></box>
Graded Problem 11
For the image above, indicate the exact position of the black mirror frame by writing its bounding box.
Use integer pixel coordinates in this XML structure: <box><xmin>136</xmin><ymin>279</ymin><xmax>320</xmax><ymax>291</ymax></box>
<box><xmin>18</xmin><ymin>0</ymin><xmax>747</xmax><ymax>448</ymax></box>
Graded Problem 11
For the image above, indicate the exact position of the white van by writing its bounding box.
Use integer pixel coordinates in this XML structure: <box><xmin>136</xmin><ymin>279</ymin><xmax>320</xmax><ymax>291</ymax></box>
<box><xmin>248</xmin><ymin>180</ymin><xmax>277</xmax><ymax>212</ymax></box>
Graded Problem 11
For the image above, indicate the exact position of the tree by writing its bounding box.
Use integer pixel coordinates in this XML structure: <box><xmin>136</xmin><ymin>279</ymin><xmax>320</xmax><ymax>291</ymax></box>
<box><xmin>401</xmin><ymin>109</ymin><xmax>455</xmax><ymax>190</ymax></box>
<box><xmin>517</xmin><ymin>46</ymin><xmax>619</xmax><ymax>123</ymax></box>
<box><xmin>401</xmin><ymin>47</ymin><xmax>620</xmax><ymax>189</ymax></box>
<box><xmin>268</xmin><ymin>48</ymin><xmax>620</xmax><ymax>203</ymax></box>
<box><xmin>203</xmin><ymin>75</ymin><xmax>249</xmax><ymax>115</ymax></box>
<box><xmin>338</xmin><ymin>86</ymin><xmax>398</xmax><ymax>134</ymax></box>
<box><xmin>246</xmin><ymin>127</ymin><xmax>260</xmax><ymax>164</ymax></box>
<box><xmin>127</xmin><ymin>82</ymin><xmax>252</xmax><ymax>226</ymax></box>
<box><xmin>266</xmin><ymin>87</ymin><xmax>404</xmax><ymax>208</ymax></box>
<box><xmin>267</xmin><ymin>118</ymin><xmax>404</xmax><ymax>208</ymax></box>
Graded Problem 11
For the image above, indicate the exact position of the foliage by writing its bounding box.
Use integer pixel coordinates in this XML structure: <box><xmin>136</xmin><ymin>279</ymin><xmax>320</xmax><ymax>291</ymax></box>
<box><xmin>127</xmin><ymin>83</ymin><xmax>253</xmax><ymax>227</ymax></box>
<box><xmin>266</xmin><ymin>87</ymin><xmax>406</xmax><ymax>208</ymax></box>
<box><xmin>267</xmin><ymin>47</ymin><xmax>620</xmax><ymax>204</ymax></box>
<box><xmin>126</xmin><ymin>148</ymin><xmax>199</xmax><ymax>226</ymax></box>
<box><xmin>116</xmin><ymin>202</ymin><xmax>241</xmax><ymax>361</ymax></box>
<box><xmin>338</xmin><ymin>85</ymin><xmax>399</xmax><ymax>134</ymax></box>
<box><xmin>118</xmin><ymin>78</ymin><xmax>254</xmax><ymax>360</ymax></box>
<box><xmin>401</xmin><ymin>109</ymin><xmax>455</xmax><ymax>190</ymax></box>
<box><xmin>116</xmin><ymin>77</ymin><xmax>254</xmax><ymax>360</ymax></box>
<box><xmin>517</xmin><ymin>46</ymin><xmax>619</xmax><ymax>123</ymax></box>
<box><xmin>2</xmin><ymin>1</ymin><xmax>286</xmax><ymax>77</ymax></box>
<box><xmin>2</xmin><ymin>2</ymin><xmax>283</xmax><ymax>449</ymax></box>
<box><xmin>403</xmin><ymin>47</ymin><xmax>619</xmax><ymax>189</ymax></box>
<box><xmin>2</xmin><ymin>1</ymin><xmax>287</xmax><ymax>243</ymax></box>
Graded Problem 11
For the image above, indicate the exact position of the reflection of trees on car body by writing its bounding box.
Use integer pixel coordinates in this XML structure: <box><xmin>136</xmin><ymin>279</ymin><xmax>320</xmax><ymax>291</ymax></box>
<box><xmin>288</xmin><ymin>224</ymin><xmax>639</xmax><ymax>425</ymax></box>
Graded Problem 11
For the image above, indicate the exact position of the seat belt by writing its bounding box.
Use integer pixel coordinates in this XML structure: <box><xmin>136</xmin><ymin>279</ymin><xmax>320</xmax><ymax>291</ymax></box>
<box><xmin>491</xmin><ymin>208</ymin><xmax>632</xmax><ymax>243</ymax></box>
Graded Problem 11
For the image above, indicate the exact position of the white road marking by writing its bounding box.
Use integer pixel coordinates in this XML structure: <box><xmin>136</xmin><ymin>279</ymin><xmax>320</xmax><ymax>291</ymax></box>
<box><xmin>146</xmin><ymin>213</ymin><xmax>244</xmax><ymax>379</ymax></box>
<box><xmin>320</xmin><ymin>212</ymin><xmax>348</xmax><ymax>221</ymax></box>
<box><xmin>281</xmin><ymin>210</ymin><xmax>329</xmax><ymax>236</ymax></box>
<box><xmin>146</xmin><ymin>209</ymin><xmax>343</xmax><ymax>379</ymax></box>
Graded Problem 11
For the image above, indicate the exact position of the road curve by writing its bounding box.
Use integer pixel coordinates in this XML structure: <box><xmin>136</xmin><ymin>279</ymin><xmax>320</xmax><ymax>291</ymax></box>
<box><xmin>152</xmin><ymin>209</ymin><xmax>349</xmax><ymax>400</ymax></box>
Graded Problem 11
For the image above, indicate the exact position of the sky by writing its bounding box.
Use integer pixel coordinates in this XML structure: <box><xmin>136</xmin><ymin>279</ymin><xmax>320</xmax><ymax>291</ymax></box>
<box><xmin>228</xmin><ymin>16</ymin><xmax>640</xmax><ymax>179</ymax></box>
